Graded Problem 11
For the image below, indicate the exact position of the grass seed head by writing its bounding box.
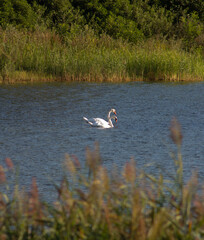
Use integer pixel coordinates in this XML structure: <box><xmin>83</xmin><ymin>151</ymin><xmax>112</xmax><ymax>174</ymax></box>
<box><xmin>0</xmin><ymin>165</ymin><xmax>6</xmax><ymax>184</ymax></box>
<box><xmin>123</xmin><ymin>158</ymin><xmax>136</xmax><ymax>183</ymax></box>
<box><xmin>5</xmin><ymin>157</ymin><xmax>14</xmax><ymax>169</ymax></box>
<box><xmin>170</xmin><ymin>117</ymin><xmax>183</xmax><ymax>146</ymax></box>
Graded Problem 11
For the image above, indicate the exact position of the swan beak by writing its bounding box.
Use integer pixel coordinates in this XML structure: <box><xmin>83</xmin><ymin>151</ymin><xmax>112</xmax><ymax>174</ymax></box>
<box><xmin>114</xmin><ymin>111</ymin><xmax>117</xmax><ymax>115</ymax></box>
<box><xmin>115</xmin><ymin>118</ymin><xmax>118</xmax><ymax>123</ymax></box>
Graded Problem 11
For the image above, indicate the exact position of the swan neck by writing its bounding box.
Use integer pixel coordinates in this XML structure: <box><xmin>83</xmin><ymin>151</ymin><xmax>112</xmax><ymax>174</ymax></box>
<box><xmin>108</xmin><ymin>118</ymin><xmax>113</xmax><ymax>127</ymax></box>
<box><xmin>107</xmin><ymin>110</ymin><xmax>113</xmax><ymax>127</ymax></box>
<box><xmin>107</xmin><ymin>110</ymin><xmax>111</xmax><ymax>120</ymax></box>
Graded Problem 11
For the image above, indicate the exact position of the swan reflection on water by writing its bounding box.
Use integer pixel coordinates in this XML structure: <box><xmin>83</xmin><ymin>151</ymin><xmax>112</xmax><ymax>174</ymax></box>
<box><xmin>83</xmin><ymin>108</ymin><xmax>117</xmax><ymax>128</ymax></box>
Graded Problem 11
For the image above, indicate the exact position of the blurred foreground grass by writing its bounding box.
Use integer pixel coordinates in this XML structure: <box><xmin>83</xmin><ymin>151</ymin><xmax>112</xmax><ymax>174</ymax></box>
<box><xmin>0</xmin><ymin>118</ymin><xmax>204</xmax><ymax>239</ymax></box>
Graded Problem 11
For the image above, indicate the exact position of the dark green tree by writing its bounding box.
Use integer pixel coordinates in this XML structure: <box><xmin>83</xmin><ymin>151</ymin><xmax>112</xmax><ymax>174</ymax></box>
<box><xmin>0</xmin><ymin>0</ymin><xmax>36</xmax><ymax>28</ymax></box>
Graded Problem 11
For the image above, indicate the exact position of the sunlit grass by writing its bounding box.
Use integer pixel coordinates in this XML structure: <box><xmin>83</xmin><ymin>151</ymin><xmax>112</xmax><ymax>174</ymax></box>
<box><xmin>0</xmin><ymin>26</ymin><xmax>203</xmax><ymax>83</ymax></box>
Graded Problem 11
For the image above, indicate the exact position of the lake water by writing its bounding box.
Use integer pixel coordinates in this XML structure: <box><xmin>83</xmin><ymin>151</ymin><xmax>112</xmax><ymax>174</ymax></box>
<box><xmin>0</xmin><ymin>82</ymin><xmax>204</xmax><ymax>201</ymax></box>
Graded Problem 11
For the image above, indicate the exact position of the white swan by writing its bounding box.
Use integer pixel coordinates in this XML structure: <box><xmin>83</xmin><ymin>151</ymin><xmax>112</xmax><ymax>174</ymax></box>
<box><xmin>83</xmin><ymin>108</ymin><xmax>117</xmax><ymax>128</ymax></box>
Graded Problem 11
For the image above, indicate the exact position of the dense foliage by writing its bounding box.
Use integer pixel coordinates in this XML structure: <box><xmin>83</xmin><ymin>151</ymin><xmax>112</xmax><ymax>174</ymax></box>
<box><xmin>0</xmin><ymin>0</ymin><xmax>203</xmax><ymax>83</ymax></box>
<box><xmin>0</xmin><ymin>0</ymin><xmax>203</xmax><ymax>48</ymax></box>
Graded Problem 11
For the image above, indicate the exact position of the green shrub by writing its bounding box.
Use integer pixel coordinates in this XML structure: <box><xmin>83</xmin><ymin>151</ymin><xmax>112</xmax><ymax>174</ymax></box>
<box><xmin>179</xmin><ymin>12</ymin><xmax>204</xmax><ymax>50</ymax></box>
<box><xmin>0</xmin><ymin>0</ymin><xmax>36</xmax><ymax>29</ymax></box>
<box><xmin>1</xmin><ymin>0</ymin><xmax>204</xmax><ymax>50</ymax></box>
<box><xmin>105</xmin><ymin>14</ymin><xmax>144</xmax><ymax>43</ymax></box>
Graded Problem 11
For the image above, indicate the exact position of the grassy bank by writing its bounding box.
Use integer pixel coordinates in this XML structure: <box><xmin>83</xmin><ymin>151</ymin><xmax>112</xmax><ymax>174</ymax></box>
<box><xmin>0</xmin><ymin>118</ymin><xmax>204</xmax><ymax>239</ymax></box>
<box><xmin>0</xmin><ymin>27</ymin><xmax>203</xmax><ymax>84</ymax></box>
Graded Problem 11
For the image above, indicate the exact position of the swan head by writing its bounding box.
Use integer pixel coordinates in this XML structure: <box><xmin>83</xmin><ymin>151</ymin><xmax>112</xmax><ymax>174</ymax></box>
<box><xmin>110</xmin><ymin>108</ymin><xmax>117</xmax><ymax>115</ymax></box>
<box><xmin>111</xmin><ymin>116</ymin><xmax>118</xmax><ymax>123</ymax></box>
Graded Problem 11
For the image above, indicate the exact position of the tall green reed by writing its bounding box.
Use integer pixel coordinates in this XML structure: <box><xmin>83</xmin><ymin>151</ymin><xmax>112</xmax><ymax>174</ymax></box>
<box><xmin>0</xmin><ymin>27</ymin><xmax>203</xmax><ymax>83</ymax></box>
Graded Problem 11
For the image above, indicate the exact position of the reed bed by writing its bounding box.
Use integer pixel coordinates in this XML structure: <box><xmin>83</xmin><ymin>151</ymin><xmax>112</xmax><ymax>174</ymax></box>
<box><xmin>0</xmin><ymin>118</ymin><xmax>204</xmax><ymax>239</ymax></box>
<box><xmin>0</xmin><ymin>27</ymin><xmax>203</xmax><ymax>83</ymax></box>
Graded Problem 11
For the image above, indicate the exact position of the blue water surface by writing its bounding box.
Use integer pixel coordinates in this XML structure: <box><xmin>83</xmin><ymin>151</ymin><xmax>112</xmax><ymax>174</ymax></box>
<box><xmin>0</xmin><ymin>82</ymin><xmax>204</xmax><ymax>200</ymax></box>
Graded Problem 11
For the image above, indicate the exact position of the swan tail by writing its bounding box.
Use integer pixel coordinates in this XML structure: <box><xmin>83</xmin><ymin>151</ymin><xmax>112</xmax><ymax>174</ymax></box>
<box><xmin>83</xmin><ymin>117</ymin><xmax>88</xmax><ymax>122</ymax></box>
<box><xmin>83</xmin><ymin>117</ymin><xmax>93</xmax><ymax>126</ymax></box>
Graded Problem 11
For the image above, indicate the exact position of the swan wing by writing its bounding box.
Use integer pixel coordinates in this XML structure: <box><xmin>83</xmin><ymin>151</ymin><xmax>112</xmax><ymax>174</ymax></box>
<box><xmin>92</xmin><ymin>118</ymin><xmax>111</xmax><ymax>127</ymax></box>
<box><xmin>83</xmin><ymin>117</ymin><xmax>112</xmax><ymax>128</ymax></box>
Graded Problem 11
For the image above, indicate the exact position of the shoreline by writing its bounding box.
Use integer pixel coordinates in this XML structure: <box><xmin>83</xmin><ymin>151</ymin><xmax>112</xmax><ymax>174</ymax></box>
<box><xmin>0</xmin><ymin>71</ymin><xmax>203</xmax><ymax>84</ymax></box>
